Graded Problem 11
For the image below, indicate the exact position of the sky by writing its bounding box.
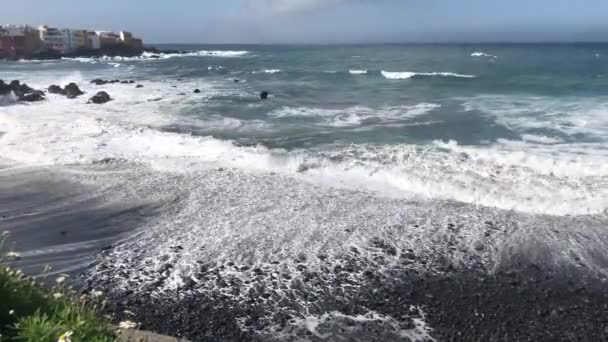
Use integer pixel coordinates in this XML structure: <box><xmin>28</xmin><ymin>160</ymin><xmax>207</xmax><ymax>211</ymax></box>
<box><xmin>2</xmin><ymin>0</ymin><xmax>608</xmax><ymax>44</ymax></box>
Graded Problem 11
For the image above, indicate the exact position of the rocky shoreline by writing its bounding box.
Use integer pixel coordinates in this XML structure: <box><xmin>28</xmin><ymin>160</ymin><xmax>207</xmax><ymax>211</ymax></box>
<box><xmin>83</xmin><ymin>211</ymin><xmax>608</xmax><ymax>342</ymax></box>
<box><xmin>1</xmin><ymin>78</ymin><xmax>152</xmax><ymax>105</ymax></box>
<box><xmin>0</xmin><ymin>78</ymin><xmax>270</xmax><ymax>106</ymax></box>
<box><xmin>1</xmin><ymin>46</ymin><xmax>186</xmax><ymax>61</ymax></box>
<box><xmin>87</xmin><ymin>258</ymin><xmax>608</xmax><ymax>342</ymax></box>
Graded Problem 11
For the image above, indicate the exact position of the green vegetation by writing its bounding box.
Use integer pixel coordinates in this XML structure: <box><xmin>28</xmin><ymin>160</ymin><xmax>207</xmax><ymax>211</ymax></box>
<box><xmin>0</xmin><ymin>232</ymin><xmax>121</xmax><ymax>342</ymax></box>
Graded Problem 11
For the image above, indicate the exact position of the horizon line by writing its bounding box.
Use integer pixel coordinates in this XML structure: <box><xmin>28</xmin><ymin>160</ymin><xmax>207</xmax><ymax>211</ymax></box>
<box><xmin>146</xmin><ymin>41</ymin><xmax>608</xmax><ymax>46</ymax></box>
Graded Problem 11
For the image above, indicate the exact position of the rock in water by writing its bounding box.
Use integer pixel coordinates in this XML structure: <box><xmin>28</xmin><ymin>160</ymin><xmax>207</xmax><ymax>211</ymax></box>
<box><xmin>0</xmin><ymin>80</ymin><xmax>10</xmax><ymax>95</ymax></box>
<box><xmin>18</xmin><ymin>90</ymin><xmax>45</xmax><ymax>102</ymax></box>
<box><xmin>88</xmin><ymin>91</ymin><xmax>112</xmax><ymax>104</ymax></box>
<box><xmin>136</xmin><ymin>84</ymin><xmax>144</xmax><ymax>88</ymax></box>
<box><xmin>194</xmin><ymin>89</ymin><xmax>201</xmax><ymax>94</ymax></box>
<box><xmin>64</xmin><ymin>83</ymin><xmax>84</xmax><ymax>99</ymax></box>
<box><xmin>48</xmin><ymin>85</ymin><xmax>65</xmax><ymax>95</ymax></box>
<box><xmin>9</xmin><ymin>80</ymin><xmax>20</xmax><ymax>89</ymax></box>
<box><xmin>260</xmin><ymin>91</ymin><xmax>269</xmax><ymax>100</ymax></box>
<box><xmin>91</xmin><ymin>79</ymin><xmax>108</xmax><ymax>86</ymax></box>
<box><xmin>17</xmin><ymin>83</ymin><xmax>34</xmax><ymax>94</ymax></box>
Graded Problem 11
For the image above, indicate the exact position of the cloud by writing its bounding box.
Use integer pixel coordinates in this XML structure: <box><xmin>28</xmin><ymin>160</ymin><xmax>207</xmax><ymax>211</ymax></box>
<box><xmin>256</xmin><ymin>0</ymin><xmax>346</xmax><ymax>14</ymax></box>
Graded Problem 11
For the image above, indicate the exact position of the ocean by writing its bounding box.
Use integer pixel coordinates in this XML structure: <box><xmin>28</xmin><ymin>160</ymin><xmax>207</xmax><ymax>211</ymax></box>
<box><xmin>1</xmin><ymin>44</ymin><xmax>608</xmax><ymax>341</ymax></box>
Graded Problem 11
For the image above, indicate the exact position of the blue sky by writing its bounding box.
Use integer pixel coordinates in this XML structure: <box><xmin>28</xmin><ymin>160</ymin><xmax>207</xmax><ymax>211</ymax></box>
<box><xmin>3</xmin><ymin>0</ymin><xmax>608</xmax><ymax>43</ymax></box>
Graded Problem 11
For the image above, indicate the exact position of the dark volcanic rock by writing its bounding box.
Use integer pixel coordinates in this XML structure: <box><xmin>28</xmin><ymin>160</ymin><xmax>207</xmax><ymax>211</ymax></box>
<box><xmin>88</xmin><ymin>91</ymin><xmax>112</xmax><ymax>104</ymax></box>
<box><xmin>1</xmin><ymin>80</ymin><xmax>45</xmax><ymax>102</ymax></box>
<box><xmin>260</xmin><ymin>91</ymin><xmax>269</xmax><ymax>100</ymax></box>
<box><xmin>18</xmin><ymin>90</ymin><xmax>45</xmax><ymax>102</ymax></box>
<box><xmin>9</xmin><ymin>80</ymin><xmax>20</xmax><ymax>89</ymax></box>
<box><xmin>17</xmin><ymin>83</ymin><xmax>34</xmax><ymax>94</ymax></box>
<box><xmin>48</xmin><ymin>84</ymin><xmax>65</xmax><ymax>95</ymax></box>
<box><xmin>193</xmin><ymin>89</ymin><xmax>201</xmax><ymax>94</ymax></box>
<box><xmin>64</xmin><ymin>83</ymin><xmax>84</xmax><ymax>99</ymax></box>
<box><xmin>91</xmin><ymin>79</ymin><xmax>108</xmax><ymax>86</ymax></box>
<box><xmin>0</xmin><ymin>80</ymin><xmax>10</xmax><ymax>95</ymax></box>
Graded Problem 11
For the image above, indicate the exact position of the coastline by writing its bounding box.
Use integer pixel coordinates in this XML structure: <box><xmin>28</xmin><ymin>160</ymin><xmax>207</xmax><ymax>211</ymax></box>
<box><xmin>1</xmin><ymin>46</ymin><xmax>187</xmax><ymax>61</ymax></box>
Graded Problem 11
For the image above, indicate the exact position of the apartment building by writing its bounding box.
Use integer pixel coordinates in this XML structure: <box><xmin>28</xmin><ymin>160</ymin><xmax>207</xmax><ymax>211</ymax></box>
<box><xmin>0</xmin><ymin>25</ymin><xmax>42</xmax><ymax>58</ymax></box>
<box><xmin>39</xmin><ymin>25</ymin><xmax>65</xmax><ymax>52</ymax></box>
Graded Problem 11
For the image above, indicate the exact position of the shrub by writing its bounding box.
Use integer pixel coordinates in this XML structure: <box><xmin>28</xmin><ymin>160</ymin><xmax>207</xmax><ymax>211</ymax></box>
<box><xmin>0</xmin><ymin>232</ymin><xmax>117</xmax><ymax>342</ymax></box>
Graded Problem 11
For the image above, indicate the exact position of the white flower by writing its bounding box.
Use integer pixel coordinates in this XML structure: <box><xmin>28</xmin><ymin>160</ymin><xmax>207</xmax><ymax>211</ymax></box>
<box><xmin>53</xmin><ymin>293</ymin><xmax>63</xmax><ymax>299</ymax></box>
<box><xmin>8</xmin><ymin>310</ymin><xmax>14</xmax><ymax>315</ymax></box>
<box><xmin>92</xmin><ymin>290</ymin><xmax>103</xmax><ymax>298</ymax></box>
<box><xmin>57</xmin><ymin>330</ymin><xmax>73</xmax><ymax>342</ymax></box>
<box><xmin>55</xmin><ymin>276</ymin><xmax>66</xmax><ymax>284</ymax></box>
<box><xmin>118</xmin><ymin>320</ymin><xmax>138</xmax><ymax>329</ymax></box>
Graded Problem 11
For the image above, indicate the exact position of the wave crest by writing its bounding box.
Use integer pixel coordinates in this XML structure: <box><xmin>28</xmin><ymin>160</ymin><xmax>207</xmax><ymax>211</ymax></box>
<box><xmin>471</xmin><ymin>51</ymin><xmax>497</xmax><ymax>58</ymax></box>
<box><xmin>381</xmin><ymin>71</ymin><xmax>476</xmax><ymax>80</ymax></box>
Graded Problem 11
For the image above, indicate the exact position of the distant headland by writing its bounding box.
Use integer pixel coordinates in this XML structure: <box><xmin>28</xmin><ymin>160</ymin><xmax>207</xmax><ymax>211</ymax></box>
<box><xmin>0</xmin><ymin>24</ymin><xmax>162</xmax><ymax>60</ymax></box>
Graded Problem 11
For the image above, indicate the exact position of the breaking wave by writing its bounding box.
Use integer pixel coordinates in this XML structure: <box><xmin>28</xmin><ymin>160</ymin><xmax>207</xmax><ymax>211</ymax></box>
<box><xmin>268</xmin><ymin>103</ymin><xmax>441</xmax><ymax>127</ymax></box>
<box><xmin>61</xmin><ymin>50</ymin><xmax>249</xmax><ymax>64</ymax></box>
<box><xmin>1</xmin><ymin>83</ymin><xmax>606</xmax><ymax>216</ymax></box>
<box><xmin>381</xmin><ymin>71</ymin><xmax>476</xmax><ymax>80</ymax></box>
<box><xmin>471</xmin><ymin>51</ymin><xmax>497</xmax><ymax>58</ymax></box>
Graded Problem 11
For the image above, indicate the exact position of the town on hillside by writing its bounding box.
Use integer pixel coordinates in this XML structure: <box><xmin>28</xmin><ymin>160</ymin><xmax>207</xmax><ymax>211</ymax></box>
<box><xmin>0</xmin><ymin>24</ymin><xmax>144</xmax><ymax>59</ymax></box>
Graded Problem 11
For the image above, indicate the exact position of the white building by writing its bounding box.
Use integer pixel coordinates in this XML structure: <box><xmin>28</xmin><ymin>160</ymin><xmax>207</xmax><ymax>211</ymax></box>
<box><xmin>96</xmin><ymin>31</ymin><xmax>121</xmax><ymax>47</ymax></box>
<box><xmin>87</xmin><ymin>32</ymin><xmax>100</xmax><ymax>50</ymax></box>
<box><xmin>119</xmin><ymin>31</ymin><xmax>133</xmax><ymax>42</ymax></box>
<box><xmin>61</xmin><ymin>29</ymin><xmax>78</xmax><ymax>53</ymax></box>
<box><xmin>38</xmin><ymin>25</ymin><xmax>64</xmax><ymax>52</ymax></box>
<box><xmin>3</xmin><ymin>25</ymin><xmax>26</xmax><ymax>36</ymax></box>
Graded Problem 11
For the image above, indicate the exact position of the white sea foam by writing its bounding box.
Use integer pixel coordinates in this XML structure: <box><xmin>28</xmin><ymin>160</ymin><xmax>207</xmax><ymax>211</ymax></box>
<box><xmin>381</xmin><ymin>71</ymin><xmax>417</xmax><ymax>79</ymax></box>
<box><xmin>382</xmin><ymin>71</ymin><xmax>476</xmax><ymax>80</ymax></box>
<box><xmin>268</xmin><ymin>103</ymin><xmax>440</xmax><ymax>127</ymax></box>
<box><xmin>279</xmin><ymin>308</ymin><xmax>435</xmax><ymax>342</ymax></box>
<box><xmin>61</xmin><ymin>50</ymin><xmax>249</xmax><ymax>64</ymax></box>
<box><xmin>2</xmin><ymin>73</ymin><xmax>608</xmax><ymax>216</ymax></box>
<box><xmin>349</xmin><ymin>69</ymin><xmax>368</xmax><ymax>75</ymax></box>
<box><xmin>0</xmin><ymin>93</ymin><xmax>17</xmax><ymax>106</ymax></box>
<box><xmin>2</xmin><ymin>91</ymin><xmax>607</xmax><ymax>216</ymax></box>
<box><xmin>471</xmin><ymin>51</ymin><xmax>497</xmax><ymax>58</ymax></box>
<box><xmin>460</xmin><ymin>94</ymin><xmax>608</xmax><ymax>139</ymax></box>
<box><xmin>521</xmin><ymin>134</ymin><xmax>562</xmax><ymax>144</ymax></box>
<box><xmin>258</xmin><ymin>69</ymin><xmax>281</xmax><ymax>74</ymax></box>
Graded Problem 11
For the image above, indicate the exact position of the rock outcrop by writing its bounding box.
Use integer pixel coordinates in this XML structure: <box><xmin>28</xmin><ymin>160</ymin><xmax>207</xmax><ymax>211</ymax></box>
<box><xmin>64</xmin><ymin>83</ymin><xmax>84</xmax><ymax>99</ymax></box>
<box><xmin>91</xmin><ymin>79</ymin><xmax>136</xmax><ymax>86</ymax></box>
<box><xmin>88</xmin><ymin>91</ymin><xmax>112</xmax><ymax>104</ymax></box>
<box><xmin>19</xmin><ymin>90</ymin><xmax>45</xmax><ymax>102</ymax></box>
<box><xmin>0</xmin><ymin>79</ymin><xmax>45</xmax><ymax>102</ymax></box>
<box><xmin>48</xmin><ymin>85</ymin><xmax>65</xmax><ymax>95</ymax></box>
<box><xmin>47</xmin><ymin>83</ymin><xmax>85</xmax><ymax>99</ymax></box>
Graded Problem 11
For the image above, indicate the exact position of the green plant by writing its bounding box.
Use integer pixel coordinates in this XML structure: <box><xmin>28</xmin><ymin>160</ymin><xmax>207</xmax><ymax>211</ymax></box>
<box><xmin>0</xmin><ymin>231</ymin><xmax>118</xmax><ymax>342</ymax></box>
